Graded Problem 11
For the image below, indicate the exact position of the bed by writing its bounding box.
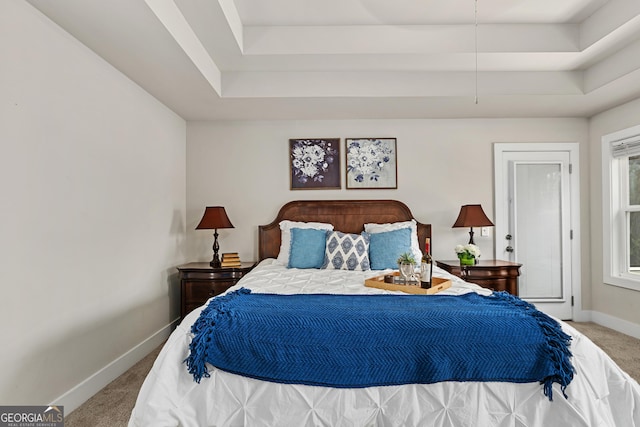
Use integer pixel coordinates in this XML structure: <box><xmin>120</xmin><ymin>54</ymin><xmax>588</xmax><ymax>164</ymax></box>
<box><xmin>129</xmin><ymin>200</ymin><xmax>640</xmax><ymax>427</ymax></box>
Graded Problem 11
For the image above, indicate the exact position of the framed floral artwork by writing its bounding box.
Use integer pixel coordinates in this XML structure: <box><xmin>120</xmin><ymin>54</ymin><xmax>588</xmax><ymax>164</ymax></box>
<box><xmin>345</xmin><ymin>138</ymin><xmax>397</xmax><ymax>189</ymax></box>
<box><xmin>289</xmin><ymin>138</ymin><xmax>341</xmax><ymax>190</ymax></box>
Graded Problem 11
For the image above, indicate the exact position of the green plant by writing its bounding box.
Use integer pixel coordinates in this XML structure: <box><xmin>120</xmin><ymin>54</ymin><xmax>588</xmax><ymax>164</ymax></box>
<box><xmin>397</xmin><ymin>252</ymin><xmax>416</xmax><ymax>265</ymax></box>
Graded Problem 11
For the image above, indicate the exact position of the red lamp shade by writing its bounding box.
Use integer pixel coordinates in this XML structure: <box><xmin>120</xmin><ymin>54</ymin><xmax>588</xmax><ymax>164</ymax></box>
<box><xmin>196</xmin><ymin>207</ymin><xmax>234</xmax><ymax>230</ymax></box>
<box><xmin>452</xmin><ymin>204</ymin><xmax>494</xmax><ymax>228</ymax></box>
<box><xmin>452</xmin><ymin>204</ymin><xmax>493</xmax><ymax>245</ymax></box>
<box><xmin>196</xmin><ymin>206</ymin><xmax>234</xmax><ymax>268</ymax></box>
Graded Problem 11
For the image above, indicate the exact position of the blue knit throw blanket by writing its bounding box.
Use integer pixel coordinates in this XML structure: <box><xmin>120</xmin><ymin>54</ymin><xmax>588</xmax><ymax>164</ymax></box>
<box><xmin>186</xmin><ymin>288</ymin><xmax>574</xmax><ymax>400</ymax></box>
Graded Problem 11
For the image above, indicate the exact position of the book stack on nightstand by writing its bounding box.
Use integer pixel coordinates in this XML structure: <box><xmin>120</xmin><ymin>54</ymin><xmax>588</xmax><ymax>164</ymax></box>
<box><xmin>221</xmin><ymin>252</ymin><xmax>242</xmax><ymax>268</ymax></box>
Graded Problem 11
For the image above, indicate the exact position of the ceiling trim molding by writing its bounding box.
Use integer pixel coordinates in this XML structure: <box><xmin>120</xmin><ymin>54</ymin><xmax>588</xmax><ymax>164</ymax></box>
<box><xmin>146</xmin><ymin>0</ymin><xmax>222</xmax><ymax>95</ymax></box>
<box><xmin>217</xmin><ymin>0</ymin><xmax>244</xmax><ymax>52</ymax></box>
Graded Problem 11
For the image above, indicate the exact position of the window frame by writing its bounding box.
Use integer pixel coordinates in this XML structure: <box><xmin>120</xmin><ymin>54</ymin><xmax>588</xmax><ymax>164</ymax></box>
<box><xmin>602</xmin><ymin>124</ymin><xmax>640</xmax><ymax>291</ymax></box>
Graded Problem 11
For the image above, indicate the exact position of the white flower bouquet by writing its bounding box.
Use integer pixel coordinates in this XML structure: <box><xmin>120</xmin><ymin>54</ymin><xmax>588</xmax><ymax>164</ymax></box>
<box><xmin>455</xmin><ymin>244</ymin><xmax>481</xmax><ymax>258</ymax></box>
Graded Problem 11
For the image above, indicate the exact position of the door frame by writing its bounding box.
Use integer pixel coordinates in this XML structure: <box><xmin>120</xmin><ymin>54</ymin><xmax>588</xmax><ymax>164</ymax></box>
<box><xmin>493</xmin><ymin>142</ymin><xmax>582</xmax><ymax>320</ymax></box>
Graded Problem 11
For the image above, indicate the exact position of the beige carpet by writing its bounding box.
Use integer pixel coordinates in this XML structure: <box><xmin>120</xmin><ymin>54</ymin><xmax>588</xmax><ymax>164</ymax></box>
<box><xmin>64</xmin><ymin>345</ymin><xmax>162</xmax><ymax>427</ymax></box>
<box><xmin>65</xmin><ymin>322</ymin><xmax>640</xmax><ymax>426</ymax></box>
<box><xmin>567</xmin><ymin>321</ymin><xmax>640</xmax><ymax>381</ymax></box>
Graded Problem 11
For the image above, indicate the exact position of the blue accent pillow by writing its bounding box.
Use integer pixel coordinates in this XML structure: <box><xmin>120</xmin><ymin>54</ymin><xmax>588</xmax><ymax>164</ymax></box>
<box><xmin>368</xmin><ymin>227</ymin><xmax>413</xmax><ymax>270</ymax></box>
<box><xmin>288</xmin><ymin>228</ymin><xmax>328</xmax><ymax>269</ymax></box>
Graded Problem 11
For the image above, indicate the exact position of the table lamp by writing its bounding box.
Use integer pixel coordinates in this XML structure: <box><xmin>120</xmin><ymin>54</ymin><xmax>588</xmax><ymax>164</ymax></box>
<box><xmin>196</xmin><ymin>206</ymin><xmax>234</xmax><ymax>268</ymax></box>
<box><xmin>452</xmin><ymin>204</ymin><xmax>494</xmax><ymax>245</ymax></box>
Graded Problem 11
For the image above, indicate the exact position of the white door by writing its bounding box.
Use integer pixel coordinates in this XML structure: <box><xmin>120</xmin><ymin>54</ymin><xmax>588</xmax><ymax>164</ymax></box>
<box><xmin>494</xmin><ymin>143</ymin><xmax>580</xmax><ymax>320</ymax></box>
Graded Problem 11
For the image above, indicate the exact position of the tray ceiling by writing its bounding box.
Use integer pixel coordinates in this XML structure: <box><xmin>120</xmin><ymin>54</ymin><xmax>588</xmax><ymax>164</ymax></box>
<box><xmin>27</xmin><ymin>0</ymin><xmax>640</xmax><ymax>120</ymax></box>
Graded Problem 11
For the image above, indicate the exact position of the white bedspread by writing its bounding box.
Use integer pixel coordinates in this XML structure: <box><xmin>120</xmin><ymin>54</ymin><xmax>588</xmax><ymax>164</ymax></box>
<box><xmin>129</xmin><ymin>260</ymin><xmax>640</xmax><ymax>427</ymax></box>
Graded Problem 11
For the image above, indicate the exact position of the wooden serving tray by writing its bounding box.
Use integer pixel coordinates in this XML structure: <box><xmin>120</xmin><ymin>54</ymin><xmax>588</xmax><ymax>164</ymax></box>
<box><xmin>364</xmin><ymin>272</ymin><xmax>451</xmax><ymax>295</ymax></box>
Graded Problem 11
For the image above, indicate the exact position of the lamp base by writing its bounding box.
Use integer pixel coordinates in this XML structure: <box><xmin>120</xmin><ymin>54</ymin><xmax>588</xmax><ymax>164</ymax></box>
<box><xmin>210</xmin><ymin>229</ymin><xmax>221</xmax><ymax>268</ymax></box>
<box><xmin>468</xmin><ymin>228</ymin><xmax>475</xmax><ymax>245</ymax></box>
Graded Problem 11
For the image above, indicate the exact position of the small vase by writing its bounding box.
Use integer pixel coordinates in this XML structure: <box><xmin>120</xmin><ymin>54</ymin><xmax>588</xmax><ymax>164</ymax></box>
<box><xmin>458</xmin><ymin>255</ymin><xmax>475</xmax><ymax>266</ymax></box>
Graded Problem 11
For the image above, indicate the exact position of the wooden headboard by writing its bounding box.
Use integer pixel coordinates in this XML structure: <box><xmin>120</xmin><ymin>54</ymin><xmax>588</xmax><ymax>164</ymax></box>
<box><xmin>258</xmin><ymin>200</ymin><xmax>431</xmax><ymax>261</ymax></box>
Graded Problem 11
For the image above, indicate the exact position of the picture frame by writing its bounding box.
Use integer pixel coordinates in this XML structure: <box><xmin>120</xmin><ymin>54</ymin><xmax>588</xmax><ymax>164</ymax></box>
<box><xmin>345</xmin><ymin>138</ymin><xmax>397</xmax><ymax>189</ymax></box>
<box><xmin>289</xmin><ymin>138</ymin><xmax>341</xmax><ymax>190</ymax></box>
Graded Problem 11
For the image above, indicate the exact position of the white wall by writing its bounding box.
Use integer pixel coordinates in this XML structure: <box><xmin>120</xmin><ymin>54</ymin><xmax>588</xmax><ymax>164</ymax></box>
<box><xmin>187</xmin><ymin>118</ymin><xmax>590</xmax><ymax>303</ymax></box>
<box><xmin>589</xmin><ymin>97</ymin><xmax>640</xmax><ymax>328</ymax></box>
<box><xmin>0</xmin><ymin>1</ymin><xmax>186</xmax><ymax>409</ymax></box>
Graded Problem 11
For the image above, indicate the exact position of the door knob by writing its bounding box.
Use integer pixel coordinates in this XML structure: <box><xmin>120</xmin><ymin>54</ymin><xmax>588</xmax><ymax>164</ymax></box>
<box><xmin>506</xmin><ymin>246</ymin><xmax>514</xmax><ymax>252</ymax></box>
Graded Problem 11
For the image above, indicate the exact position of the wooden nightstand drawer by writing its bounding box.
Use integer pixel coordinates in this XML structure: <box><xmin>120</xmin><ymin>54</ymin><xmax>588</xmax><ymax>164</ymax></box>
<box><xmin>180</xmin><ymin>270</ymin><xmax>246</xmax><ymax>281</ymax></box>
<box><xmin>178</xmin><ymin>261</ymin><xmax>256</xmax><ymax>320</ymax></box>
<box><xmin>435</xmin><ymin>259</ymin><xmax>522</xmax><ymax>296</ymax></box>
<box><xmin>183</xmin><ymin>280</ymin><xmax>235</xmax><ymax>302</ymax></box>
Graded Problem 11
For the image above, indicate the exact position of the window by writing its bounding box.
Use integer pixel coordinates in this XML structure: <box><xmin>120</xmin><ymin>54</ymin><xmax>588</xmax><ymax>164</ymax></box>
<box><xmin>602</xmin><ymin>124</ymin><xmax>640</xmax><ymax>291</ymax></box>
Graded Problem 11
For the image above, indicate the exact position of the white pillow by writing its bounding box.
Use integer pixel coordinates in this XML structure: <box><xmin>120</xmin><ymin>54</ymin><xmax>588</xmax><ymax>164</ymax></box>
<box><xmin>276</xmin><ymin>220</ymin><xmax>334</xmax><ymax>266</ymax></box>
<box><xmin>364</xmin><ymin>219</ymin><xmax>423</xmax><ymax>262</ymax></box>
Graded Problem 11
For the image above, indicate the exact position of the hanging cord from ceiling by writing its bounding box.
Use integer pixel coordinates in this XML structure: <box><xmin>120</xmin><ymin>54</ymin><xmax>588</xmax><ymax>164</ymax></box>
<box><xmin>474</xmin><ymin>0</ymin><xmax>478</xmax><ymax>104</ymax></box>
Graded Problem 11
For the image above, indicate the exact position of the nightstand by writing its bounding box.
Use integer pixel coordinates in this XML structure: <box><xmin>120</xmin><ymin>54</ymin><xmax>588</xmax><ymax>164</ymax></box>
<box><xmin>178</xmin><ymin>261</ymin><xmax>257</xmax><ymax>319</ymax></box>
<box><xmin>435</xmin><ymin>259</ymin><xmax>522</xmax><ymax>296</ymax></box>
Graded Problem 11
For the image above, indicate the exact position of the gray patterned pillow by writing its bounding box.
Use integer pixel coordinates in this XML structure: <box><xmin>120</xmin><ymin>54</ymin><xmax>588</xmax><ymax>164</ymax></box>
<box><xmin>322</xmin><ymin>231</ymin><xmax>370</xmax><ymax>271</ymax></box>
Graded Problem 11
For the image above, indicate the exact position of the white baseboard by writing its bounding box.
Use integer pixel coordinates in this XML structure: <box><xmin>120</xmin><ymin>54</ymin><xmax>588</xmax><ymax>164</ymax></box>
<box><xmin>53</xmin><ymin>318</ymin><xmax>179</xmax><ymax>414</ymax></box>
<box><xmin>583</xmin><ymin>310</ymin><xmax>640</xmax><ymax>340</ymax></box>
<box><xmin>570</xmin><ymin>307</ymin><xmax>592</xmax><ymax>322</ymax></box>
